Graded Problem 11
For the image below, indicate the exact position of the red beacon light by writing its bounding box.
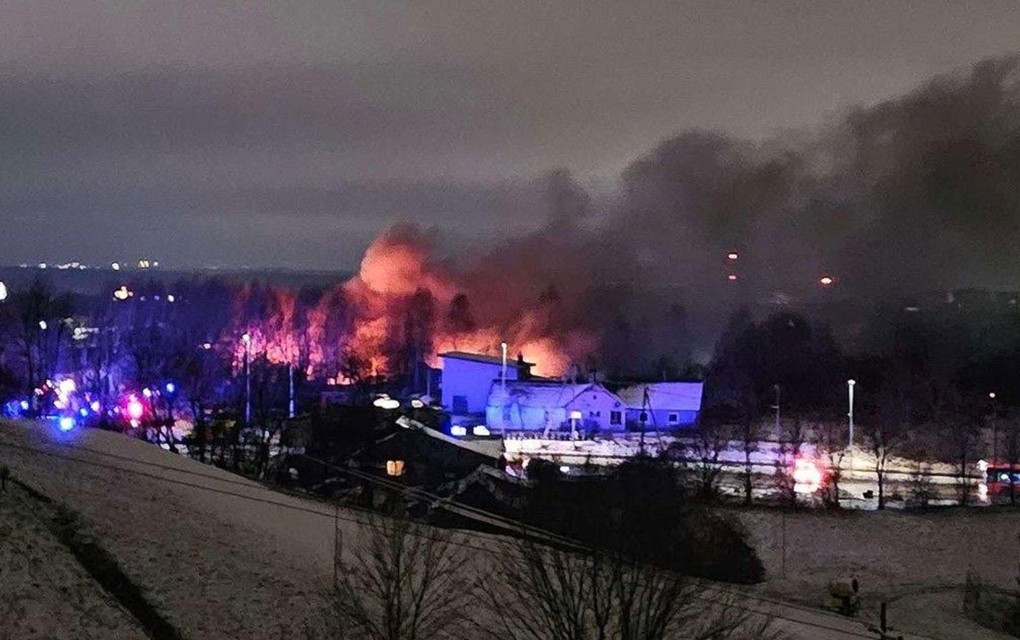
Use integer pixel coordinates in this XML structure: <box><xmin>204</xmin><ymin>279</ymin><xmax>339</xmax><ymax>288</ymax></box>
<box><xmin>125</xmin><ymin>395</ymin><xmax>145</xmax><ymax>422</ymax></box>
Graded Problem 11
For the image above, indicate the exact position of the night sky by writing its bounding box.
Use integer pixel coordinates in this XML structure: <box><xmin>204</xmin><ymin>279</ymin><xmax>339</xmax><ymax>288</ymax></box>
<box><xmin>2</xmin><ymin>1</ymin><xmax>1019</xmax><ymax>270</ymax></box>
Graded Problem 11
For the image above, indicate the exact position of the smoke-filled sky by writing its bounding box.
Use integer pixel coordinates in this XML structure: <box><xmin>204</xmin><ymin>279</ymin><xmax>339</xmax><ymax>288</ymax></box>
<box><xmin>1</xmin><ymin>0</ymin><xmax>1020</xmax><ymax>274</ymax></box>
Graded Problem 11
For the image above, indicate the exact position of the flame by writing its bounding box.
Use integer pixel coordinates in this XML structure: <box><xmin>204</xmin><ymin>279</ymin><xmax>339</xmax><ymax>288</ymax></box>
<box><xmin>224</xmin><ymin>223</ymin><xmax>598</xmax><ymax>379</ymax></box>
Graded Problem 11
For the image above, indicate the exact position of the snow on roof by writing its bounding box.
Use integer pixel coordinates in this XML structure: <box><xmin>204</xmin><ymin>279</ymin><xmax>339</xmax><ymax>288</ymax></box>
<box><xmin>487</xmin><ymin>380</ymin><xmax>618</xmax><ymax>409</ymax></box>
<box><xmin>617</xmin><ymin>382</ymin><xmax>704</xmax><ymax>412</ymax></box>
<box><xmin>438</xmin><ymin>351</ymin><xmax>536</xmax><ymax>367</ymax></box>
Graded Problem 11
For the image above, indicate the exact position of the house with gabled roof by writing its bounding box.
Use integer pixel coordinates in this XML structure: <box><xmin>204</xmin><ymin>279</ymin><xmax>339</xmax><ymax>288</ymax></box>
<box><xmin>616</xmin><ymin>382</ymin><xmax>703</xmax><ymax>430</ymax></box>
<box><xmin>485</xmin><ymin>380</ymin><xmax>626</xmax><ymax>435</ymax></box>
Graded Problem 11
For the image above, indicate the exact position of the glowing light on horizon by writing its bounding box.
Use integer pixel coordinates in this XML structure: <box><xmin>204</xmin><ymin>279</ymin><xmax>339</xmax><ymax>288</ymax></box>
<box><xmin>727</xmin><ymin>274</ymin><xmax>738</xmax><ymax>281</ymax></box>
<box><xmin>819</xmin><ymin>276</ymin><xmax>834</xmax><ymax>286</ymax></box>
<box><xmin>727</xmin><ymin>252</ymin><xmax>739</xmax><ymax>260</ymax></box>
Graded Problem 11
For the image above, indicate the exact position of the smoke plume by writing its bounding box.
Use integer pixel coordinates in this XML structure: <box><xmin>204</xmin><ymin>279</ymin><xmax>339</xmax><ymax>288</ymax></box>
<box><xmin>231</xmin><ymin>54</ymin><xmax>1020</xmax><ymax>379</ymax></box>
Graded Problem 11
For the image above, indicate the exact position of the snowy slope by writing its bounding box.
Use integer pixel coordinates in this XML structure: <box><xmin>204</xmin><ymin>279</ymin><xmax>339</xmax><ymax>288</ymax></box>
<box><xmin>0</xmin><ymin>419</ymin><xmax>991</xmax><ymax>639</ymax></box>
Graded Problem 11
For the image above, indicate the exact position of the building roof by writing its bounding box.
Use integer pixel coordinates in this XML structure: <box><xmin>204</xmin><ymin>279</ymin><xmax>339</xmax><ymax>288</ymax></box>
<box><xmin>487</xmin><ymin>380</ymin><xmax>619</xmax><ymax>409</ymax></box>
<box><xmin>616</xmin><ymin>382</ymin><xmax>704</xmax><ymax>412</ymax></box>
<box><xmin>439</xmin><ymin>351</ymin><xmax>536</xmax><ymax>367</ymax></box>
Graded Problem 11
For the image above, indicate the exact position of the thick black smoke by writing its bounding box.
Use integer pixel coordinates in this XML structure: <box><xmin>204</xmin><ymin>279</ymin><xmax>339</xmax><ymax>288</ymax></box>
<box><xmin>556</xmin><ymin>54</ymin><xmax>1020</xmax><ymax>372</ymax></box>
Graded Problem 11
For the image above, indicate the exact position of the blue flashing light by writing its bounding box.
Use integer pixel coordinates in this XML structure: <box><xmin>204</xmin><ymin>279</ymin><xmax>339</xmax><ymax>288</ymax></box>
<box><xmin>58</xmin><ymin>416</ymin><xmax>76</xmax><ymax>432</ymax></box>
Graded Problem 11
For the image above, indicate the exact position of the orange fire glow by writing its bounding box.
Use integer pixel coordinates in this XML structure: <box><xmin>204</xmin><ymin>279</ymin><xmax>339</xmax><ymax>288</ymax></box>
<box><xmin>225</xmin><ymin>223</ymin><xmax>597</xmax><ymax>379</ymax></box>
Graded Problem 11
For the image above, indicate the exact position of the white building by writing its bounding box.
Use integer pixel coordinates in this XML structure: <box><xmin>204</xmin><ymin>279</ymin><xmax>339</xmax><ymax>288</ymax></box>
<box><xmin>616</xmin><ymin>382</ymin><xmax>703</xmax><ymax>429</ymax></box>
<box><xmin>439</xmin><ymin>351</ymin><xmax>534</xmax><ymax>417</ymax></box>
<box><xmin>486</xmin><ymin>380</ymin><xmax>626</xmax><ymax>435</ymax></box>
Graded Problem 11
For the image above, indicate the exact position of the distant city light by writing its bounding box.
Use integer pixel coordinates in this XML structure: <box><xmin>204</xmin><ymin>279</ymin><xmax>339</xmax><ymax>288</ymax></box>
<box><xmin>819</xmin><ymin>276</ymin><xmax>834</xmax><ymax>286</ymax></box>
<box><xmin>38</xmin><ymin>320</ymin><xmax>47</xmax><ymax>330</ymax></box>
<box><xmin>111</xmin><ymin>262</ymin><xmax>121</xmax><ymax>271</ymax></box>
<box><xmin>113</xmin><ymin>286</ymin><xmax>132</xmax><ymax>300</ymax></box>
<box><xmin>201</xmin><ymin>342</ymin><xmax>213</xmax><ymax>350</ymax></box>
<box><xmin>142</xmin><ymin>388</ymin><xmax>153</xmax><ymax>398</ymax></box>
<box><xmin>19</xmin><ymin>400</ymin><xmax>29</xmax><ymax>411</ymax></box>
<box><xmin>241</xmin><ymin>332</ymin><xmax>251</xmax><ymax>345</ymax></box>
<box><xmin>559</xmin><ymin>466</ymin><xmax>570</xmax><ymax>473</ymax></box>
<box><xmin>410</xmin><ymin>398</ymin><xmax>425</xmax><ymax>408</ymax></box>
<box><xmin>727</xmin><ymin>252</ymin><xmax>739</xmax><ymax>261</ymax></box>
<box><xmin>167</xmin><ymin>294</ymin><xmax>175</xmax><ymax>303</ymax></box>
<box><xmin>0</xmin><ymin>281</ymin><xmax>7</xmax><ymax>301</ymax></box>
<box><xmin>450</xmin><ymin>425</ymin><xmax>467</xmax><ymax>437</ymax></box>
<box><xmin>472</xmin><ymin>425</ymin><xmax>491</xmax><ymax>436</ymax></box>
<box><xmin>58</xmin><ymin>416</ymin><xmax>76</xmax><ymax>432</ymax></box>
<box><xmin>90</xmin><ymin>401</ymin><xmax>101</xmax><ymax>412</ymax></box>
<box><xmin>58</xmin><ymin>379</ymin><xmax>76</xmax><ymax>395</ymax></box>
<box><xmin>79</xmin><ymin>407</ymin><xmax>89</xmax><ymax>417</ymax></box>
<box><xmin>989</xmin><ymin>392</ymin><xmax>997</xmax><ymax>399</ymax></box>
<box><xmin>165</xmin><ymin>382</ymin><xmax>176</xmax><ymax>394</ymax></box>
<box><xmin>727</xmin><ymin>274</ymin><xmax>738</xmax><ymax>281</ymax></box>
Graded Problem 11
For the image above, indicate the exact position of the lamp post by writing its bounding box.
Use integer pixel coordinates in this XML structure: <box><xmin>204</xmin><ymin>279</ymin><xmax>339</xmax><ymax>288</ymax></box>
<box><xmin>990</xmin><ymin>392</ymin><xmax>998</xmax><ymax>462</ymax></box>
<box><xmin>242</xmin><ymin>332</ymin><xmax>251</xmax><ymax>426</ymax></box>
<box><xmin>772</xmin><ymin>384</ymin><xmax>781</xmax><ymax>434</ymax></box>
<box><xmin>847</xmin><ymin>379</ymin><xmax>856</xmax><ymax>478</ymax></box>
<box><xmin>288</xmin><ymin>363</ymin><xmax>295</xmax><ymax>419</ymax></box>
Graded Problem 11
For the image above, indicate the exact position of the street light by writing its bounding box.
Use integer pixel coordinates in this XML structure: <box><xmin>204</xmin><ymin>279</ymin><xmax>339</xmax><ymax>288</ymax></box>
<box><xmin>242</xmin><ymin>332</ymin><xmax>251</xmax><ymax>426</ymax></box>
<box><xmin>990</xmin><ymin>392</ymin><xmax>999</xmax><ymax>462</ymax></box>
<box><xmin>847</xmin><ymin>379</ymin><xmax>856</xmax><ymax>478</ymax></box>
<box><xmin>772</xmin><ymin>384</ymin><xmax>781</xmax><ymax>434</ymax></box>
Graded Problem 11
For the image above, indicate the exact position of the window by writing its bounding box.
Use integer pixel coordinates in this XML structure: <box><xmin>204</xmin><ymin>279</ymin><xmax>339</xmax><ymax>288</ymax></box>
<box><xmin>452</xmin><ymin>395</ymin><xmax>468</xmax><ymax>414</ymax></box>
<box><xmin>386</xmin><ymin>460</ymin><xmax>405</xmax><ymax>477</ymax></box>
<box><xmin>610</xmin><ymin>411</ymin><xmax>622</xmax><ymax>425</ymax></box>
<box><xmin>668</xmin><ymin>413</ymin><xmax>679</xmax><ymax>424</ymax></box>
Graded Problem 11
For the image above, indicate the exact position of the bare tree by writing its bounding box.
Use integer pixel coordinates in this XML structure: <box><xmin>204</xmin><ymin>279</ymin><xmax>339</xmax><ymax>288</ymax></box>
<box><xmin>774</xmin><ymin>416</ymin><xmax>806</xmax><ymax>507</ymax></box>
<box><xmin>687</xmin><ymin>420</ymin><xmax>726</xmax><ymax>501</ymax></box>
<box><xmin>309</xmin><ymin>508</ymin><xmax>477</xmax><ymax>640</ymax></box>
<box><xmin>861</xmin><ymin>400</ymin><xmax>909</xmax><ymax>511</ymax></box>
<box><xmin>816</xmin><ymin>420</ymin><xmax>848</xmax><ymax>509</ymax></box>
<box><xmin>478</xmin><ymin>536</ymin><xmax>783</xmax><ymax>640</ymax></box>
<box><xmin>941</xmin><ymin>412</ymin><xmax>982</xmax><ymax>506</ymax></box>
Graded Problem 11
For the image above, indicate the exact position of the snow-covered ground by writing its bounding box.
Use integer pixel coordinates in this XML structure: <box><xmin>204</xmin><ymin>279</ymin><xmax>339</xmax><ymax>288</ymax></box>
<box><xmin>0</xmin><ymin>477</ymin><xmax>147</xmax><ymax>639</ymax></box>
<box><xmin>0</xmin><ymin>419</ymin><xmax>1008</xmax><ymax>639</ymax></box>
